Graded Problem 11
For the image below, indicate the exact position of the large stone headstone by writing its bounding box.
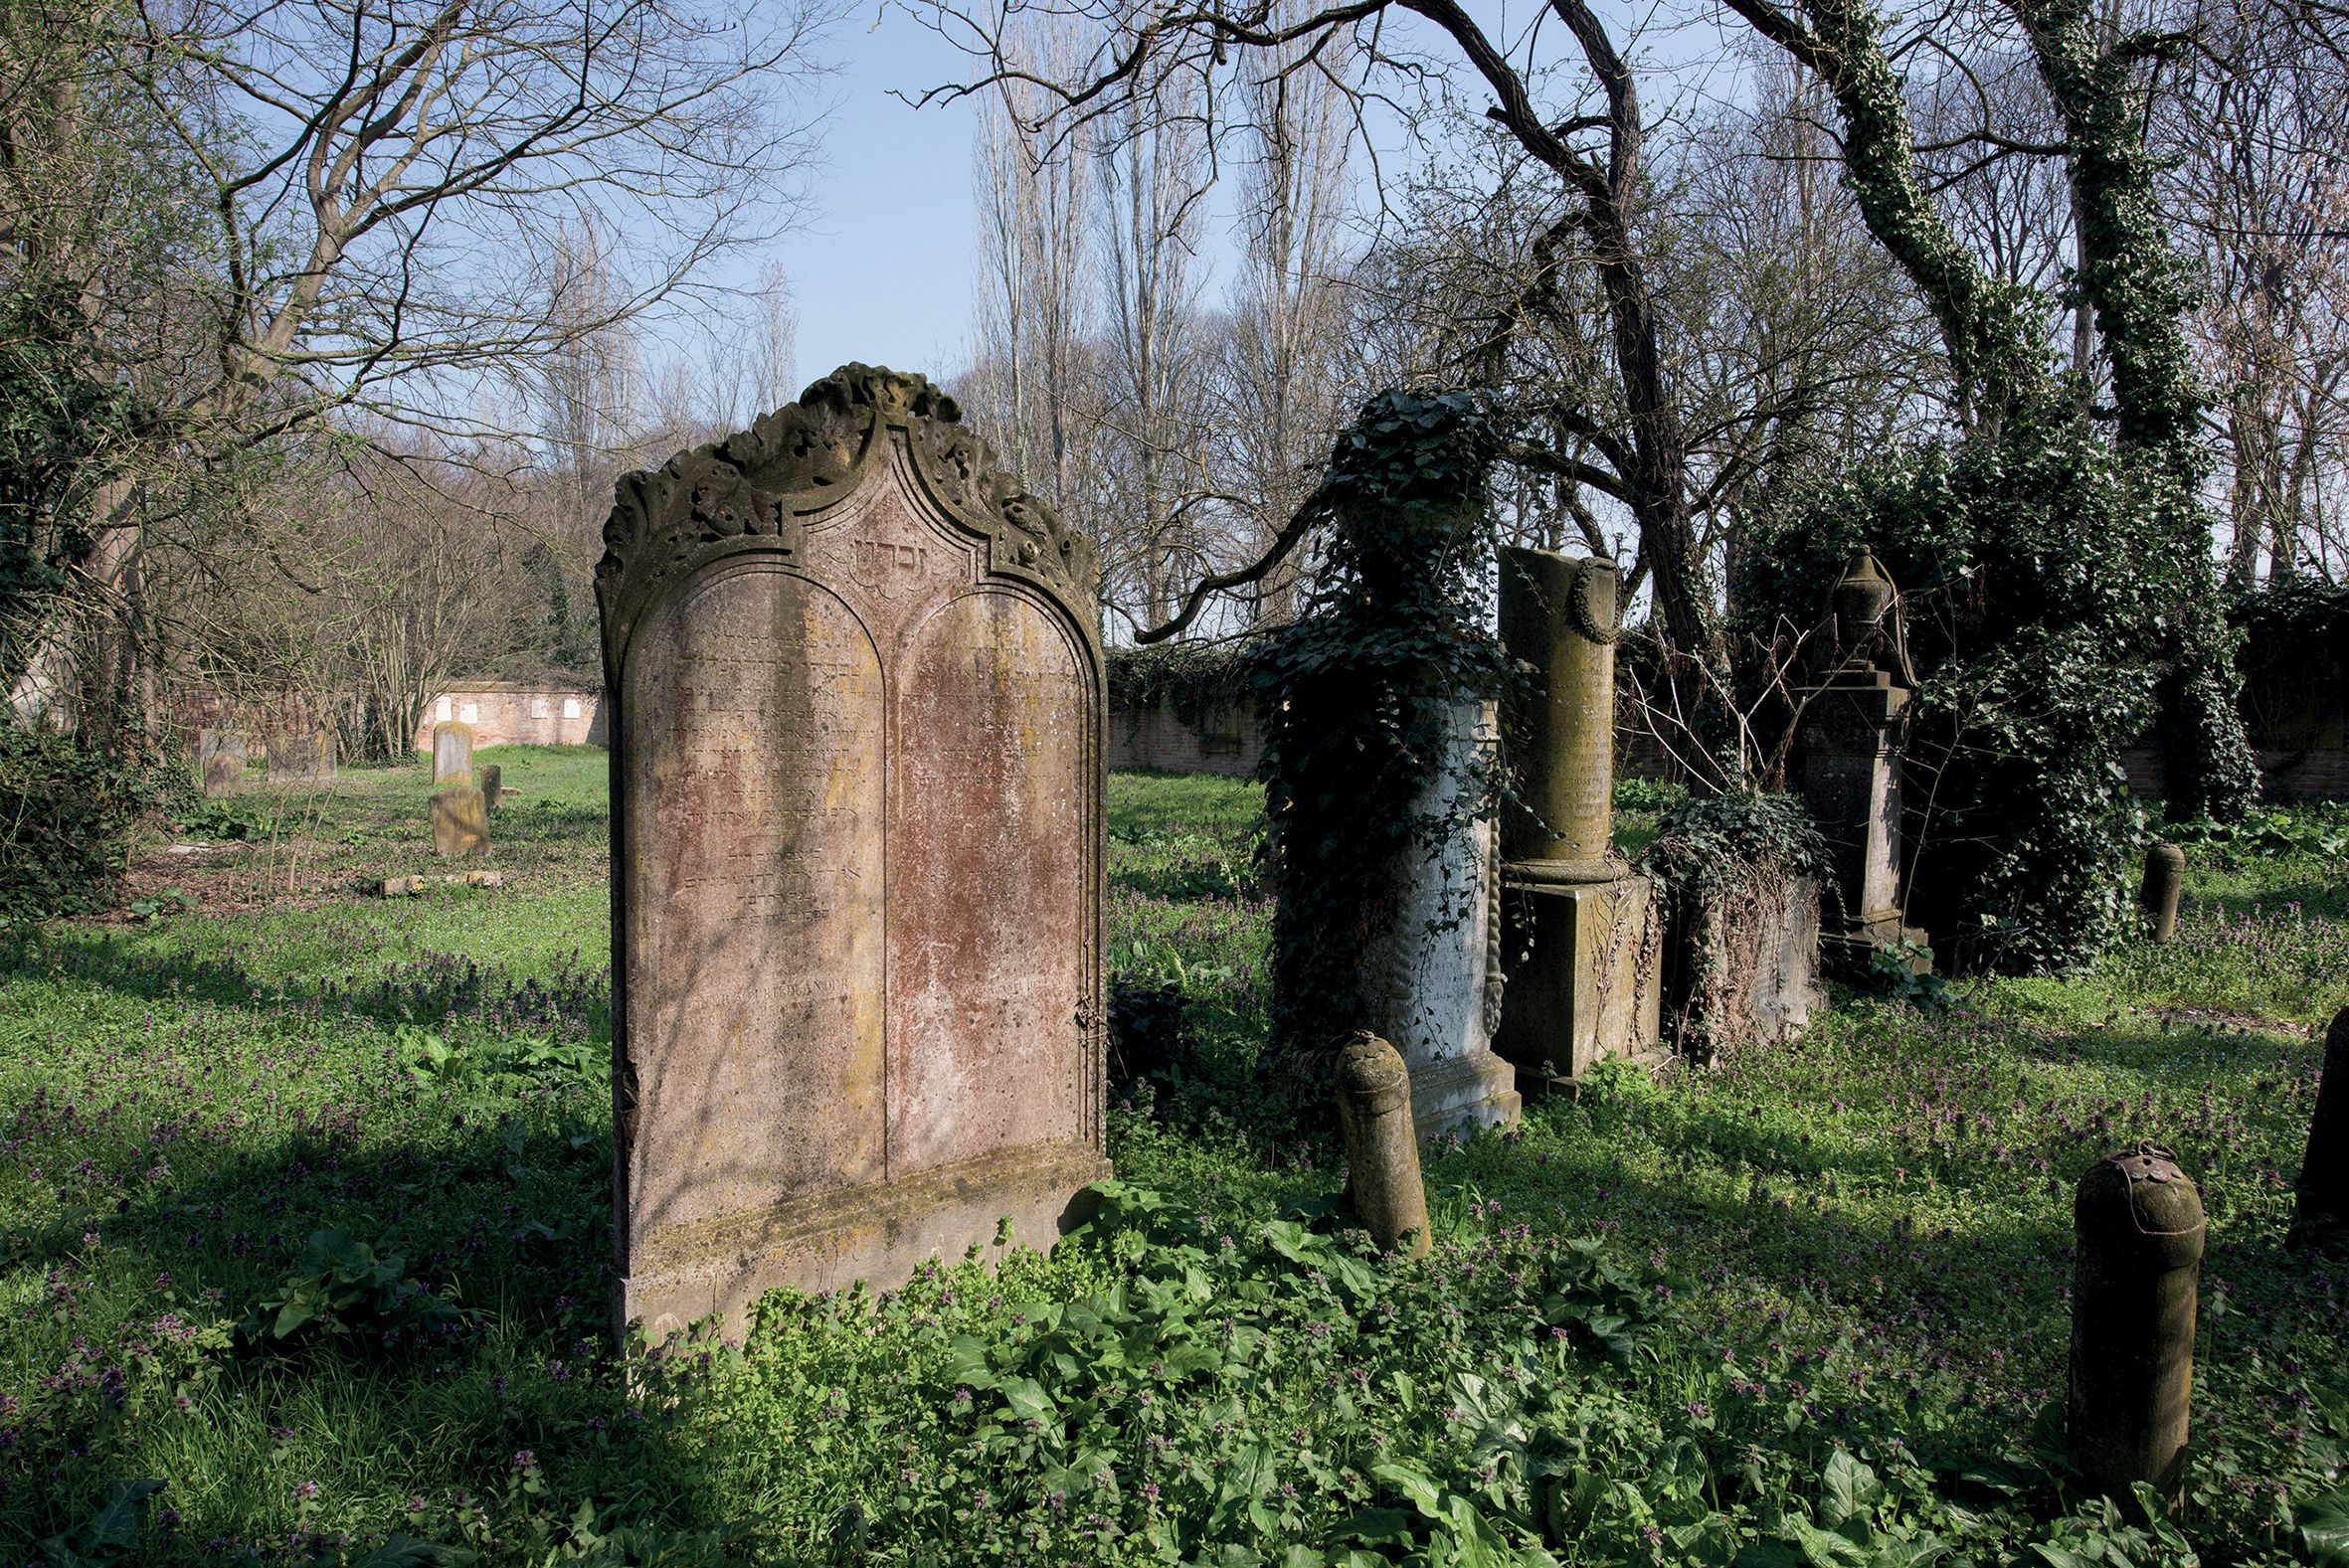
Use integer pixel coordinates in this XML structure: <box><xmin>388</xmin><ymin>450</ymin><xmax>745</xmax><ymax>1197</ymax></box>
<box><xmin>266</xmin><ymin>730</ymin><xmax>336</xmax><ymax>784</ymax></box>
<box><xmin>196</xmin><ymin>729</ymin><xmax>246</xmax><ymax>797</ymax></box>
<box><xmin>1493</xmin><ymin>548</ymin><xmax>1661</xmax><ymax>1086</ymax></box>
<box><xmin>597</xmin><ymin>364</ymin><xmax>1110</xmax><ymax>1341</ymax></box>
<box><xmin>432</xmin><ymin>720</ymin><xmax>474</xmax><ymax>785</ymax></box>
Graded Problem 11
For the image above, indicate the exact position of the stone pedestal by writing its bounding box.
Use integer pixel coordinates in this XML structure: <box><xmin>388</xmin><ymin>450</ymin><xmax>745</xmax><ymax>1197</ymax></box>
<box><xmin>1497</xmin><ymin>873</ymin><xmax>1661</xmax><ymax>1081</ymax></box>
<box><xmin>1364</xmin><ymin>700</ymin><xmax>1522</xmax><ymax>1139</ymax></box>
<box><xmin>1800</xmin><ymin>666</ymin><xmax>1925</xmax><ymax>974</ymax></box>
<box><xmin>1491</xmin><ymin>548</ymin><xmax>1661</xmax><ymax>1088</ymax></box>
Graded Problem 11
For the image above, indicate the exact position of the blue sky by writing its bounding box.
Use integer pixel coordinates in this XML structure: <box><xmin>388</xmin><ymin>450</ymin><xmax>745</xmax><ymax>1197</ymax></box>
<box><xmin>769</xmin><ymin>8</ymin><xmax>989</xmax><ymax>385</ymax></box>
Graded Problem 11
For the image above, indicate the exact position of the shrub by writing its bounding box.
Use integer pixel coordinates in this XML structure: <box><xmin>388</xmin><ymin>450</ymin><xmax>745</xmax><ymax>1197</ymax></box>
<box><xmin>0</xmin><ymin>728</ymin><xmax>186</xmax><ymax>925</ymax></box>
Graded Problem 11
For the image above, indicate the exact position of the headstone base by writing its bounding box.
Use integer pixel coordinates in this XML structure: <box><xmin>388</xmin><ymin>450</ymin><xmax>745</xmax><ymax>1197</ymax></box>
<box><xmin>1818</xmin><ymin>909</ymin><xmax>1930</xmax><ymax>979</ymax></box>
<box><xmin>1405</xmin><ymin>1049</ymin><xmax>1524</xmax><ymax>1140</ymax></box>
<box><xmin>1495</xmin><ymin>871</ymin><xmax>1663</xmax><ymax>1086</ymax></box>
<box><xmin>616</xmin><ymin>1141</ymin><xmax>1112</xmax><ymax>1343</ymax></box>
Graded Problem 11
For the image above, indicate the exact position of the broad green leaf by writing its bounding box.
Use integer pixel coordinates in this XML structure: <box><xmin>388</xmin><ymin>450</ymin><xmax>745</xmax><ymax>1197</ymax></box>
<box><xmin>1821</xmin><ymin>1451</ymin><xmax>1884</xmax><ymax>1529</ymax></box>
<box><xmin>81</xmin><ymin>1480</ymin><xmax>165</xmax><ymax>1551</ymax></box>
<box><xmin>2301</xmin><ymin>1486</ymin><xmax>2349</xmax><ymax>1565</ymax></box>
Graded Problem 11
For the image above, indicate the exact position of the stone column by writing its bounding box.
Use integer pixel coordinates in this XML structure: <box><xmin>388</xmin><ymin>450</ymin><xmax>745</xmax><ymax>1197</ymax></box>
<box><xmin>1362</xmin><ymin>699</ymin><xmax>1524</xmax><ymax>1137</ymax></box>
<box><xmin>1492</xmin><ymin>548</ymin><xmax>1661</xmax><ymax>1088</ymax></box>
<box><xmin>1799</xmin><ymin>552</ymin><xmax>1927</xmax><ymax>975</ymax></box>
<box><xmin>2069</xmin><ymin>1145</ymin><xmax>2204</xmax><ymax>1507</ymax></box>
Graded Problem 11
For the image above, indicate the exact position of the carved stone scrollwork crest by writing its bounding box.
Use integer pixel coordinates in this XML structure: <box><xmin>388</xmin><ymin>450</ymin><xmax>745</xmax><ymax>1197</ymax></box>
<box><xmin>596</xmin><ymin>363</ymin><xmax>1100</xmax><ymax>680</ymax></box>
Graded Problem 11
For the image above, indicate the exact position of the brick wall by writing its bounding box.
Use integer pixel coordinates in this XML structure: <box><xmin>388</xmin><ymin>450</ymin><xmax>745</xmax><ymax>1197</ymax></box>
<box><xmin>413</xmin><ymin>683</ymin><xmax>607</xmax><ymax>753</ymax></box>
<box><xmin>1110</xmin><ymin>689</ymin><xmax>2349</xmax><ymax>802</ymax></box>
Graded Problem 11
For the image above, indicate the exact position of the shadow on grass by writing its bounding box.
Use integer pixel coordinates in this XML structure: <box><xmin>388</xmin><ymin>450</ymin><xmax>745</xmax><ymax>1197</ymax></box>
<box><xmin>0</xmin><ymin>931</ymin><xmax>611</xmax><ymax>1046</ymax></box>
<box><xmin>0</xmin><ymin>1100</ymin><xmax>765</xmax><ymax>1560</ymax></box>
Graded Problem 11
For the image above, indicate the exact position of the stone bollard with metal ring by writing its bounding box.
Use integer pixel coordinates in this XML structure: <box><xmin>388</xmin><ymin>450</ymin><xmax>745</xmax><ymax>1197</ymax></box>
<box><xmin>1335</xmin><ymin>1032</ymin><xmax>1432</xmax><ymax>1258</ymax></box>
<box><xmin>2289</xmin><ymin>1005</ymin><xmax>2349</xmax><ymax>1251</ymax></box>
<box><xmin>2068</xmin><ymin>1144</ymin><xmax>2206</xmax><ymax>1507</ymax></box>
<box><xmin>2138</xmin><ymin>843</ymin><xmax>2186</xmax><ymax>944</ymax></box>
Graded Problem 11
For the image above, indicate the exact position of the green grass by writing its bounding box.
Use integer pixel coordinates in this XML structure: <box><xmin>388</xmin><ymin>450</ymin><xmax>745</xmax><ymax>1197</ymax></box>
<box><xmin>0</xmin><ymin>757</ymin><xmax>2342</xmax><ymax>1564</ymax></box>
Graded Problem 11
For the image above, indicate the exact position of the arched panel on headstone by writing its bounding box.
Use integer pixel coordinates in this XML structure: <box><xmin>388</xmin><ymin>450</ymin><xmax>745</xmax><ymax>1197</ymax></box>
<box><xmin>890</xmin><ymin>588</ymin><xmax>1095</xmax><ymax>1177</ymax></box>
<box><xmin>620</xmin><ymin>563</ymin><xmax>887</xmax><ymax>1255</ymax></box>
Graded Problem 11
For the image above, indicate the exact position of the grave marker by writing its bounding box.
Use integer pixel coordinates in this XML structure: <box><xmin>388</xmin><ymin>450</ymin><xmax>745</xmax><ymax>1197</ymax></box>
<box><xmin>432</xmin><ymin>721</ymin><xmax>473</xmax><ymax>785</ymax></box>
<box><xmin>1493</xmin><ymin>549</ymin><xmax>1663</xmax><ymax>1085</ymax></box>
<box><xmin>598</xmin><ymin>364</ymin><xmax>1110</xmax><ymax>1340</ymax></box>
<box><xmin>1799</xmin><ymin>552</ymin><xmax>1929</xmax><ymax>975</ymax></box>
<box><xmin>432</xmin><ymin>786</ymin><xmax>489</xmax><ymax>857</ymax></box>
<box><xmin>267</xmin><ymin>731</ymin><xmax>336</xmax><ymax>784</ymax></box>
<box><xmin>197</xmin><ymin>729</ymin><xmax>246</xmax><ymax>796</ymax></box>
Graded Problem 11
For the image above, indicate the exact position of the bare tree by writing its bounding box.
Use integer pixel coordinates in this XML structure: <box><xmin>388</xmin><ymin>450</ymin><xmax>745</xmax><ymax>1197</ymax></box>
<box><xmin>966</xmin><ymin>17</ymin><xmax>1104</xmax><ymax>527</ymax></box>
<box><xmin>1213</xmin><ymin>14</ymin><xmax>1359</xmax><ymax>624</ymax></box>
<box><xmin>1094</xmin><ymin>61</ymin><xmax>1219</xmax><ymax>630</ymax></box>
<box><xmin>2162</xmin><ymin>0</ymin><xmax>2349</xmax><ymax>584</ymax></box>
<box><xmin>4</xmin><ymin>0</ymin><xmax>842</xmax><ymax>726</ymax></box>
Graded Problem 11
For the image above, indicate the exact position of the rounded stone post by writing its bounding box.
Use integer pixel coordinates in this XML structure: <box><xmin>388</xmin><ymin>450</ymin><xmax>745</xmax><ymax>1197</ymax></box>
<box><xmin>2069</xmin><ymin>1145</ymin><xmax>2205</xmax><ymax>1506</ymax></box>
<box><xmin>1335</xmin><ymin>1032</ymin><xmax>1431</xmax><ymax>1257</ymax></box>
<box><xmin>2138</xmin><ymin>843</ymin><xmax>2185</xmax><ymax>944</ymax></box>
<box><xmin>2289</xmin><ymin>1005</ymin><xmax>2349</xmax><ymax>1251</ymax></box>
<box><xmin>1498</xmin><ymin>548</ymin><xmax>1618</xmax><ymax>878</ymax></box>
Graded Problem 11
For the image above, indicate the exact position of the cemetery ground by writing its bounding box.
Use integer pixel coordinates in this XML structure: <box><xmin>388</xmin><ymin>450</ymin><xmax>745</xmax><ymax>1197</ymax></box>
<box><xmin>0</xmin><ymin>754</ymin><xmax>2343</xmax><ymax>1567</ymax></box>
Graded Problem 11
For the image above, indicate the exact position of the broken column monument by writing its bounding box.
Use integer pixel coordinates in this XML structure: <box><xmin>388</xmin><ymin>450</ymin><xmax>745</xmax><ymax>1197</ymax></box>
<box><xmin>1492</xmin><ymin>547</ymin><xmax>1661</xmax><ymax>1088</ymax></box>
<box><xmin>598</xmin><ymin>364</ymin><xmax>1111</xmax><ymax>1341</ymax></box>
<box><xmin>1798</xmin><ymin>551</ymin><xmax>1928</xmax><ymax>975</ymax></box>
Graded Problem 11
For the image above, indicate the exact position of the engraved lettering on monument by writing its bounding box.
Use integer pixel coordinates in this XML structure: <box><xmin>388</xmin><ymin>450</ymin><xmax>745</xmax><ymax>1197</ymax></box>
<box><xmin>599</xmin><ymin>365</ymin><xmax>1109</xmax><ymax>1342</ymax></box>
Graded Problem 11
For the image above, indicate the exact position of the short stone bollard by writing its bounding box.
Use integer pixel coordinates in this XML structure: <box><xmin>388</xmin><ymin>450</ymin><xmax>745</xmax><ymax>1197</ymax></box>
<box><xmin>432</xmin><ymin>786</ymin><xmax>490</xmax><ymax>858</ymax></box>
<box><xmin>2069</xmin><ymin>1144</ymin><xmax>2205</xmax><ymax>1507</ymax></box>
<box><xmin>480</xmin><ymin>764</ymin><xmax>502</xmax><ymax>811</ymax></box>
<box><xmin>1335</xmin><ymin>1031</ymin><xmax>1431</xmax><ymax>1258</ymax></box>
<box><xmin>2138</xmin><ymin>842</ymin><xmax>2185</xmax><ymax>944</ymax></box>
<box><xmin>2289</xmin><ymin>1005</ymin><xmax>2348</xmax><ymax>1251</ymax></box>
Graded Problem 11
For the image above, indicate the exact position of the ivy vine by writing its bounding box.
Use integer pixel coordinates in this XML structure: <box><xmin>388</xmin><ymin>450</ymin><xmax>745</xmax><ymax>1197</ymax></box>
<box><xmin>1255</xmin><ymin>390</ymin><xmax>1519</xmax><ymax>1086</ymax></box>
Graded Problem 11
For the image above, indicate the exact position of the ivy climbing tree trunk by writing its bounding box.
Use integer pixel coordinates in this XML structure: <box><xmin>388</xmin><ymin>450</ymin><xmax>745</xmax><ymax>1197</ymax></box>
<box><xmin>2013</xmin><ymin>0</ymin><xmax>2260</xmax><ymax>821</ymax></box>
<box><xmin>1718</xmin><ymin>0</ymin><xmax>2049</xmax><ymax>437</ymax></box>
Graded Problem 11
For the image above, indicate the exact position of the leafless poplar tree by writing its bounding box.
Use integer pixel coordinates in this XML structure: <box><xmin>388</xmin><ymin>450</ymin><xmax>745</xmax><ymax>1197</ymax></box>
<box><xmin>1213</xmin><ymin>16</ymin><xmax>1359</xmax><ymax>624</ymax></box>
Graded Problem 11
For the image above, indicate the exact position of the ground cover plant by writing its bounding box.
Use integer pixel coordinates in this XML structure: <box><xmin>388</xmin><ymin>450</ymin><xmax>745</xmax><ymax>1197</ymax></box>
<box><xmin>0</xmin><ymin>755</ymin><xmax>2341</xmax><ymax>1564</ymax></box>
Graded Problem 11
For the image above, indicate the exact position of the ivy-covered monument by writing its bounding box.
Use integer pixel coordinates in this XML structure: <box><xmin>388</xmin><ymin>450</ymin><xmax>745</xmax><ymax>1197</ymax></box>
<box><xmin>1255</xmin><ymin>391</ymin><xmax>1521</xmax><ymax>1135</ymax></box>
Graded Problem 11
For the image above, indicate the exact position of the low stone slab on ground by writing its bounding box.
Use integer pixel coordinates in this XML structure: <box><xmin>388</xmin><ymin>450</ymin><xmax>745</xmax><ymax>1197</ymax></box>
<box><xmin>380</xmin><ymin>870</ymin><xmax>504</xmax><ymax>896</ymax></box>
